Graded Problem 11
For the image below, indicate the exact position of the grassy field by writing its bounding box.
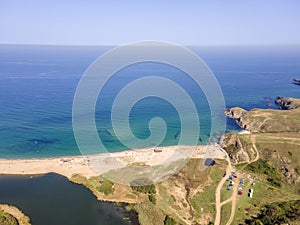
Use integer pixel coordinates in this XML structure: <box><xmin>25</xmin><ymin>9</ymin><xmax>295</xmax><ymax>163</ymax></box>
<box><xmin>134</xmin><ymin>201</ymin><xmax>165</xmax><ymax>225</ymax></box>
<box><xmin>244</xmin><ymin>199</ymin><xmax>300</xmax><ymax>224</ymax></box>
<box><xmin>220</xmin><ymin>181</ymin><xmax>233</xmax><ymax>202</ymax></box>
<box><xmin>156</xmin><ymin>183</ymin><xmax>176</xmax><ymax>210</ymax></box>
<box><xmin>190</xmin><ymin>167</ymin><xmax>224</xmax><ymax>218</ymax></box>
<box><xmin>227</xmin><ymin>132</ymin><xmax>300</xmax><ymax>223</ymax></box>
<box><xmin>232</xmin><ymin>179</ymin><xmax>300</xmax><ymax>224</ymax></box>
<box><xmin>179</xmin><ymin>158</ymin><xmax>210</xmax><ymax>189</ymax></box>
<box><xmin>220</xmin><ymin>202</ymin><xmax>232</xmax><ymax>225</ymax></box>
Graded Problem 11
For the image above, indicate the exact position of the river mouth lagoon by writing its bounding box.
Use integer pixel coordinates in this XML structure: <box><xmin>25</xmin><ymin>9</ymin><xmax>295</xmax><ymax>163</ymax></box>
<box><xmin>0</xmin><ymin>173</ymin><xmax>139</xmax><ymax>225</ymax></box>
<box><xmin>0</xmin><ymin>44</ymin><xmax>300</xmax><ymax>159</ymax></box>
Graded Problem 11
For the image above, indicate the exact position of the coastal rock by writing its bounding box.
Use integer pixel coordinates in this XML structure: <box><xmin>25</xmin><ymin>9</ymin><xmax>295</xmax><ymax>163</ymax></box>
<box><xmin>292</xmin><ymin>78</ymin><xmax>300</xmax><ymax>85</ymax></box>
<box><xmin>220</xmin><ymin>133</ymin><xmax>252</xmax><ymax>164</ymax></box>
<box><xmin>225</xmin><ymin>98</ymin><xmax>300</xmax><ymax>133</ymax></box>
<box><xmin>275</xmin><ymin>96</ymin><xmax>300</xmax><ymax>110</ymax></box>
<box><xmin>224</xmin><ymin>107</ymin><xmax>258</xmax><ymax>132</ymax></box>
<box><xmin>225</xmin><ymin>107</ymin><xmax>247</xmax><ymax>119</ymax></box>
<box><xmin>280</xmin><ymin>158</ymin><xmax>300</xmax><ymax>184</ymax></box>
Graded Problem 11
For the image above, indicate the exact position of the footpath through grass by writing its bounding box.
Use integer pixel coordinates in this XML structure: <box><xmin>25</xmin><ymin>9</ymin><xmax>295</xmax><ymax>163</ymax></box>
<box><xmin>220</xmin><ymin>202</ymin><xmax>232</xmax><ymax>225</ymax></box>
<box><xmin>190</xmin><ymin>167</ymin><xmax>224</xmax><ymax>218</ymax></box>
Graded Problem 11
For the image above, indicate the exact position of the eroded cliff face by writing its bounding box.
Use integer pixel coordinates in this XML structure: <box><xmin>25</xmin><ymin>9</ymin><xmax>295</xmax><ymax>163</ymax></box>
<box><xmin>275</xmin><ymin>96</ymin><xmax>300</xmax><ymax>110</ymax></box>
<box><xmin>225</xmin><ymin>101</ymin><xmax>300</xmax><ymax>133</ymax></box>
<box><xmin>225</xmin><ymin>107</ymin><xmax>259</xmax><ymax>132</ymax></box>
<box><xmin>220</xmin><ymin>133</ymin><xmax>254</xmax><ymax>163</ymax></box>
<box><xmin>224</xmin><ymin>107</ymin><xmax>246</xmax><ymax>119</ymax></box>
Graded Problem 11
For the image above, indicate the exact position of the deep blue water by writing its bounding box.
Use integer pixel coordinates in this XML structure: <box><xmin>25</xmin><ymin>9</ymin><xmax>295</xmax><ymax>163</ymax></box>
<box><xmin>0</xmin><ymin>44</ymin><xmax>299</xmax><ymax>158</ymax></box>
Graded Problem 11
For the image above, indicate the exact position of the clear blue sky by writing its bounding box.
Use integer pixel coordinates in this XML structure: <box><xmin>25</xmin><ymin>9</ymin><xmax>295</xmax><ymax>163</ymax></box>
<box><xmin>0</xmin><ymin>0</ymin><xmax>299</xmax><ymax>46</ymax></box>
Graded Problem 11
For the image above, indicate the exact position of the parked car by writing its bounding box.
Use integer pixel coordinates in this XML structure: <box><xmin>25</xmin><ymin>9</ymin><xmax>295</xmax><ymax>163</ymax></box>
<box><xmin>240</xmin><ymin>178</ymin><xmax>245</xmax><ymax>185</ymax></box>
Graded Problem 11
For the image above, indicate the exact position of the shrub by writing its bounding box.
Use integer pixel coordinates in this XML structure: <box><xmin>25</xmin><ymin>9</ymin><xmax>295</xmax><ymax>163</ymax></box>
<box><xmin>148</xmin><ymin>194</ymin><xmax>156</xmax><ymax>204</ymax></box>
<box><xmin>0</xmin><ymin>211</ymin><xmax>19</xmax><ymax>225</ymax></box>
<box><xmin>164</xmin><ymin>215</ymin><xmax>177</xmax><ymax>225</ymax></box>
<box><xmin>246</xmin><ymin>159</ymin><xmax>282</xmax><ymax>187</ymax></box>
<box><xmin>245</xmin><ymin>200</ymin><xmax>300</xmax><ymax>224</ymax></box>
<box><xmin>97</xmin><ymin>180</ymin><xmax>114</xmax><ymax>195</ymax></box>
<box><xmin>130</xmin><ymin>178</ymin><xmax>156</xmax><ymax>194</ymax></box>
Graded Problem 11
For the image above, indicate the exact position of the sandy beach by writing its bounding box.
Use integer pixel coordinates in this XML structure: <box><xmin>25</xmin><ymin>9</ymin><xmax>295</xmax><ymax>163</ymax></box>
<box><xmin>0</xmin><ymin>145</ymin><xmax>227</xmax><ymax>178</ymax></box>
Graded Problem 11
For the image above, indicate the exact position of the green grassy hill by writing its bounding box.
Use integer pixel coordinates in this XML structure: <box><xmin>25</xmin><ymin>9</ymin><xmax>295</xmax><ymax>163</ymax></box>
<box><xmin>223</xmin><ymin>97</ymin><xmax>300</xmax><ymax>224</ymax></box>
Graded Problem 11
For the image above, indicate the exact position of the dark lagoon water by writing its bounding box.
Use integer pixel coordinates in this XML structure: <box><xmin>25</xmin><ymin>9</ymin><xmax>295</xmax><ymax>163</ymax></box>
<box><xmin>0</xmin><ymin>173</ymin><xmax>138</xmax><ymax>225</ymax></box>
<box><xmin>0</xmin><ymin>44</ymin><xmax>300</xmax><ymax>158</ymax></box>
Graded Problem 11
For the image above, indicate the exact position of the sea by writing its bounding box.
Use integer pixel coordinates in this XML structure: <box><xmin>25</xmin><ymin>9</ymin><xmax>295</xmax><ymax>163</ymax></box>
<box><xmin>0</xmin><ymin>44</ymin><xmax>299</xmax><ymax>158</ymax></box>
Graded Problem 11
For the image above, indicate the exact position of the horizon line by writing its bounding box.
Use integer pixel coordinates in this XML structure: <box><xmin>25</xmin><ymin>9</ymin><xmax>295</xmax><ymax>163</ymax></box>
<box><xmin>1</xmin><ymin>43</ymin><xmax>300</xmax><ymax>48</ymax></box>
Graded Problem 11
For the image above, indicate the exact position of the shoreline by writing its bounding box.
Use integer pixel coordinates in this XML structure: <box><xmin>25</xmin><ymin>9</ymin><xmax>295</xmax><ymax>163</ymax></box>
<box><xmin>0</xmin><ymin>144</ymin><xmax>227</xmax><ymax>178</ymax></box>
<box><xmin>0</xmin><ymin>204</ymin><xmax>31</xmax><ymax>225</ymax></box>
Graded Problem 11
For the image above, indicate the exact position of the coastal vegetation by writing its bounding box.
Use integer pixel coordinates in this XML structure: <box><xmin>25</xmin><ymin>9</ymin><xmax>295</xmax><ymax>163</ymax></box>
<box><xmin>130</xmin><ymin>178</ymin><xmax>157</xmax><ymax>204</ymax></box>
<box><xmin>245</xmin><ymin>200</ymin><xmax>300</xmax><ymax>224</ymax></box>
<box><xmin>0</xmin><ymin>210</ymin><xmax>18</xmax><ymax>225</ymax></box>
<box><xmin>70</xmin><ymin>158</ymin><xmax>227</xmax><ymax>225</ymax></box>
<box><xmin>97</xmin><ymin>179</ymin><xmax>114</xmax><ymax>195</ymax></box>
<box><xmin>134</xmin><ymin>202</ymin><xmax>165</xmax><ymax>225</ymax></box>
<box><xmin>0</xmin><ymin>205</ymin><xmax>31</xmax><ymax>225</ymax></box>
<box><xmin>245</xmin><ymin>159</ymin><xmax>282</xmax><ymax>188</ymax></box>
<box><xmin>163</xmin><ymin>215</ymin><xmax>177</xmax><ymax>225</ymax></box>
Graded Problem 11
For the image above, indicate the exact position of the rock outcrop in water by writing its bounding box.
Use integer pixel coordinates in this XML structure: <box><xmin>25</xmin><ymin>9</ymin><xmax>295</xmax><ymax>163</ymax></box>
<box><xmin>275</xmin><ymin>96</ymin><xmax>300</xmax><ymax>110</ymax></box>
<box><xmin>292</xmin><ymin>78</ymin><xmax>300</xmax><ymax>85</ymax></box>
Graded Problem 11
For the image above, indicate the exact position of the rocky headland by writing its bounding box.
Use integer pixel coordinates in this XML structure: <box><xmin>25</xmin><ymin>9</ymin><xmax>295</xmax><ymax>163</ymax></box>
<box><xmin>224</xmin><ymin>97</ymin><xmax>300</xmax><ymax>133</ymax></box>
<box><xmin>222</xmin><ymin>96</ymin><xmax>300</xmax><ymax>186</ymax></box>
<box><xmin>275</xmin><ymin>96</ymin><xmax>300</xmax><ymax>110</ymax></box>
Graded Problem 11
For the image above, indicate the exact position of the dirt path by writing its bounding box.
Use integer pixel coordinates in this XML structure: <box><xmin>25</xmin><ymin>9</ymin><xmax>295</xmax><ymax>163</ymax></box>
<box><xmin>225</xmin><ymin>179</ymin><xmax>238</xmax><ymax>225</ymax></box>
<box><xmin>250</xmin><ymin>135</ymin><xmax>260</xmax><ymax>163</ymax></box>
<box><xmin>214</xmin><ymin>146</ymin><xmax>232</xmax><ymax>225</ymax></box>
<box><xmin>217</xmin><ymin>134</ymin><xmax>261</xmax><ymax>225</ymax></box>
<box><xmin>220</xmin><ymin>197</ymin><xmax>232</xmax><ymax>207</ymax></box>
<box><xmin>155</xmin><ymin>185</ymin><xmax>191</xmax><ymax>225</ymax></box>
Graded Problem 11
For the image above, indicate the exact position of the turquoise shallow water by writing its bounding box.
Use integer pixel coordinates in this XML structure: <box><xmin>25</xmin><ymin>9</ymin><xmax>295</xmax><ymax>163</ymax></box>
<box><xmin>0</xmin><ymin>45</ymin><xmax>300</xmax><ymax>158</ymax></box>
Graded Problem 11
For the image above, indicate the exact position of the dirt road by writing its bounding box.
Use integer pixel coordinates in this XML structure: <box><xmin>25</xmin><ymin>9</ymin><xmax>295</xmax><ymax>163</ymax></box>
<box><xmin>215</xmin><ymin>136</ymin><xmax>261</xmax><ymax>225</ymax></box>
<box><xmin>214</xmin><ymin>146</ymin><xmax>232</xmax><ymax>225</ymax></box>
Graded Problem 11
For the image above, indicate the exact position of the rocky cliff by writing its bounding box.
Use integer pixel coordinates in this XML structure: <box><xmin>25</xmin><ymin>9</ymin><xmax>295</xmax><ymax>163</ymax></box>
<box><xmin>225</xmin><ymin>98</ymin><xmax>300</xmax><ymax>133</ymax></box>
<box><xmin>275</xmin><ymin>96</ymin><xmax>300</xmax><ymax>110</ymax></box>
